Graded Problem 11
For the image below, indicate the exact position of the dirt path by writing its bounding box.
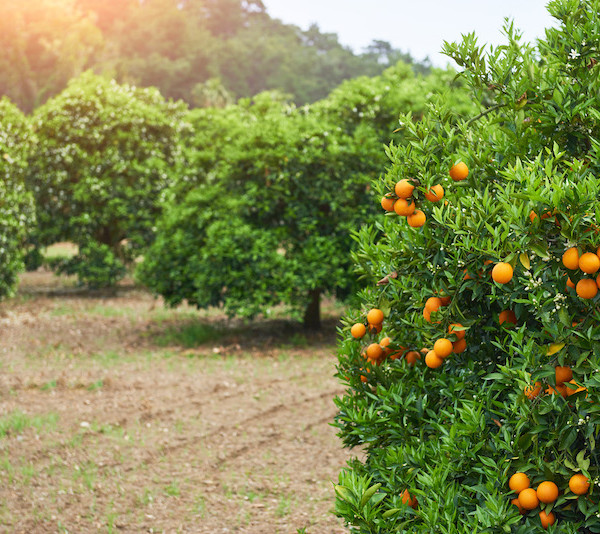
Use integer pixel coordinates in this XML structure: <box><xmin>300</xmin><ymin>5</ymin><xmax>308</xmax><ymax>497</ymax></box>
<box><xmin>0</xmin><ymin>272</ymin><xmax>354</xmax><ymax>533</ymax></box>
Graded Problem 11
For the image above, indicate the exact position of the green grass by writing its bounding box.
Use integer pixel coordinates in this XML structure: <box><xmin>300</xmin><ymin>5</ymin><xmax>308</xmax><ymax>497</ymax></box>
<box><xmin>164</xmin><ymin>480</ymin><xmax>181</xmax><ymax>497</ymax></box>
<box><xmin>154</xmin><ymin>321</ymin><xmax>224</xmax><ymax>348</ymax></box>
<box><xmin>0</xmin><ymin>411</ymin><xmax>59</xmax><ymax>437</ymax></box>
<box><xmin>43</xmin><ymin>242</ymin><xmax>78</xmax><ymax>261</ymax></box>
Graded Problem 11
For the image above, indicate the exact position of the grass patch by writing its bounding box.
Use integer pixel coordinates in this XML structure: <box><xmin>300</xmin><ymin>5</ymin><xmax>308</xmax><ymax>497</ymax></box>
<box><xmin>0</xmin><ymin>411</ymin><xmax>59</xmax><ymax>437</ymax></box>
<box><xmin>155</xmin><ymin>321</ymin><xmax>224</xmax><ymax>348</ymax></box>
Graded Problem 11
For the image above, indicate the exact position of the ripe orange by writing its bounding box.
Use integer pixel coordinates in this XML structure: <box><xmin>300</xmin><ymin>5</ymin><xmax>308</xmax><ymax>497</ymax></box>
<box><xmin>360</xmin><ymin>368</ymin><xmax>369</xmax><ymax>383</ymax></box>
<box><xmin>395</xmin><ymin>179</ymin><xmax>415</xmax><ymax>199</ymax></box>
<box><xmin>401</xmin><ymin>489</ymin><xmax>418</xmax><ymax>508</ymax></box>
<box><xmin>425</xmin><ymin>350</ymin><xmax>444</xmax><ymax>369</ymax></box>
<box><xmin>439</xmin><ymin>295</ymin><xmax>452</xmax><ymax>306</ymax></box>
<box><xmin>511</xmin><ymin>498</ymin><xmax>526</xmax><ymax>515</ymax></box>
<box><xmin>367</xmin><ymin>308</ymin><xmax>384</xmax><ymax>325</ymax></box>
<box><xmin>567</xmin><ymin>276</ymin><xmax>575</xmax><ymax>289</ymax></box>
<box><xmin>449</xmin><ymin>161</ymin><xmax>469</xmax><ymax>181</ymax></box>
<box><xmin>407</xmin><ymin>210</ymin><xmax>426</xmax><ymax>228</ymax></box>
<box><xmin>405</xmin><ymin>351</ymin><xmax>421</xmax><ymax>366</ymax></box>
<box><xmin>569</xmin><ymin>474</ymin><xmax>590</xmax><ymax>495</ymax></box>
<box><xmin>366</xmin><ymin>343</ymin><xmax>383</xmax><ymax>361</ymax></box>
<box><xmin>499</xmin><ymin>310</ymin><xmax>517</xmax><ymax>325</ymax></box>
<box><xmin>524</xmin><ymin>381</ymin><xmax>542</xmax><ymax>400</ymax></box>
<box><xmin>576</xmin><ymin>278</ymin><xmax>598</xmax><ymax>299</ymax></box>
<box><xmin>379</xmin><ymin>336</ymin><xmax>392</xmax><ymax>355</ymax></box>
<box><xmin>368</xmin><ymin>322</ymin><xmax>382</xmax><ymax>334</ymax></box>
<box><xmin>566</xmin><ymin>379</ymin><xmax>587</xmax><ymax>397</ymax></box>
<box><xmin>448</xmin><ymin>323</ymin><xmax>465</xmax><ymax>340</ymax></box>
<box><xmin>555</xmin><ymin>366</ymin><xmax>573</xmax><ymax>385</ymax></box>
<box><xmin>452</xmin><ymin>338</ymin><xmax>467</xmax><ymax>353</ymax></box>
<box><xmin>492</xmin><ymin>262</ymin><xmax>513</xmax><ymax>284</ymax></box>
<box><xmin>394</xmin><ymin>198</ymin><xmax>416</xmax><ymax>216</ymax></box>
<box><xmin>518</xmin><ymin>488</ymin><xmax>539</xmax><ymax>510</ymax></box>
<box><xmin>350</xmin><ymin>323</ymin><xmax>366</xmax><ymax>339</ymax></box>
<box><xmin>423</xmin><ymin>308</ymin><xmax>432</xmax><ymax>322</ymax></box>
<box><xmin>509</xmin><ymin>472</ymin><xmax>530</xmax><ymax>494</ymax></box>
<box><xmin>425</xmin><ymin>297</ymin><xmax>442</xmax><ymax>313</ymax></box>
<box><xmin>381</xmin><ymin>196</ymin><xmax>396</xmax><ymax>212</ymax></box>
<box><xmin>579</xmin><ymin>252</ymin><xmax>600</xmax><ymax>274</ymax></box>
<box><xmin>562</xmin><ymin>247</ymin><xmax>580</xmax><ymax>270</ymax></box>
<box><xmin>546</xmin><ymin>384</ymin><xmax>568</xmax><ymax>398</ymax></box>
<box><xmin>537</xmin><ymin>481</ymin><xmax>559</xmax><ymax>503</ymax></box>
<box><xmin>424</xmin><ymin>184</ymin><xmax>444</xmax><ymax>202</ymax></box>
<box><xmin>433</xmin><ymin>338</ymin><xmax>453</xmax><ymax>358</ymax></box>
<box><xmin>539</xmin><ymin>510</ymin><xmax>556</xmax><ymax>529</ymax></box>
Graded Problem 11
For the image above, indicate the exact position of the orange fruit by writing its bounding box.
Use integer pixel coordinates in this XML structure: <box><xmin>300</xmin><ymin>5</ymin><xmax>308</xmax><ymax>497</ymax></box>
<box><xmin>367</xmin><ymin>308</ymin><xmax>384</xmax><ymax>325</ymax></box>
<box><xmin>555</xmin><ymin>366</ymin><xmax>573</xmax><ymax>385</ymax></box>
<box><xmin>562</xmin><ymin>247</ymin><xmax>580</xmax><ymax>270</ymax></box>
<box><xmin>379</xmin><ymin>336</ymin><xmax>391</xmax><ymax>354</ymax></box>
<box><xmin>407</xmin><ymin>210</ymin><xmax>426</xmax><ymax>228</ymax></box>
<box><xmin>433</xmin><ymin>338</ymin><xmax>453</xmax><ymax>358</ymax></box>
<box><xmin>448</xmin><ymin>323</ymin><xmax>465</xmax><ymax>340</ymax></box>
<box><xmin>499</xmin><ymin>310</ymin><xmax>517</xmax><ymax>325</ymax></box>
<box><xmin>395</xmin><ymin>179</ymin><xmax>415</xmax><ymax>199</ymax></box>
<box><xmin>524</xmin><ymin>381</ymin><xmax>542</xmax><ymax>400</ymax></box>
<box><xmin>401</xmin><ymin>489</ymin><xmax>418</xmax><ymax>508</ymax></box>
<box><xmin>449</xmin><ymin>161</ymin><xmax>469</xmax><ymax>181</ymax></box>
<box><xmin>439</xmin><ymin>295</ymin><xmax>451</xmax><ymax>306</ymax></box>
<box><xmin>425</xmin><ymin>297</ymin><xmax>442</xmax><ymax>312</ymax></box>
<box><xmin>597</xmin><ymin>273</ymin><xmax>600</xmax><ymax>288</ymax></box>
<box><xmin>423</xmin><ymin>308</ymin><xmax>432</xmax><ymax>322</ymax></box>
<box><xmin>405</xmin><ymin>351</ymin><xmax>421</xmax><ymax>366</ymax></box>
<box><xmin>567</xmin><ymin>276</ymin><xmax>576</xmax><ymax>289</ymax></box>
<box><xmin>350</xmin><ymin>323</ymin><xmax>366</xmax><ymax>339</ymax></box>
<box><xmin>424</xmin><ymin>184</ymin><xmax>444</xmax><ymax>202</ymax></box>
<box><xmin>511</xmin><ymin>498</ymin><xmax>526</xmax><ymax>515</ymax></box>
<box><xmin>360</xmin><ymin>369</ymin><xmax>369</xmax><ymax>383</ymax></box>
<box><xmin>425</xmin><ymin>350</ymin><xmax>444</xmax><ymax>369</ymax></box>
<box><xmin>367</xmin><ymin>323</ymin><xmax>382</xmax><ymax>334</ymax></box>
<box><xmin>381</xmin><ymin>196</ymin><xmax>396</xmax><ymax>212</ymax></box>
<box><xmin>546</xmin><ymin>384</ymin><xmax>568</xmax><ymax>398</ymax></box>
<box><xmin>579</xmin><ymin>252</ymin><xmax>600</xmax><ymax>274</ymax></box>
<box><xmin>394</xmin><ymin>198</ymin><xmax>416</xmax><ymax>216</ymax></box>
<box><xmin>576</xmin><ymin>278</ymin><xmax>598</xmax><ymax>299</ymax></box>
<box><xmin>565</xmin><ymin>379</ymin><xmax>587</xmax><ymax>397</ymax></box>
<box><xmin>452</xmin><ymin>338</ymin><xmax>467</xmax><ymax>353</ymax></box>
<box><xmin>509</xmin><ymin>472</ymin><xmax>530</xmax><ymax>494</ymax></box>
<box><xmin>569</xmin><ymin>474</ymin><xmax>590</xmax><ymax>495</ymax></box>
<box><xmin>492</xmin><ymin>262</ymin><xmax>513</xmax><ymax>284</ymax></box>
<box><xmin>537</xmin><ymin>481</ymin><xmax>559</xmax><ymax>503</ymax></box>
<box><xmin>366</xmin><ymin>343</ymin><xmax>383</xmax><ymax>361</ymax></box>
<box><xmin>518</xmin><ymin>488</ymin><xmax>539</xmax><ymax>510</ymax></box>
<box><xmin>539</xmin><ymin>510</ymin><xmax>556</xmax><ymax>529</ymax></box>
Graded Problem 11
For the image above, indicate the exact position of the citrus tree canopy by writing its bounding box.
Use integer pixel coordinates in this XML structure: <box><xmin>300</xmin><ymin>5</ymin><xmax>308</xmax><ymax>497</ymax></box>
<box><xmin>334</xmin><ymin>1</ymin><xmax>600</xmax><ymax>532</ymax></box>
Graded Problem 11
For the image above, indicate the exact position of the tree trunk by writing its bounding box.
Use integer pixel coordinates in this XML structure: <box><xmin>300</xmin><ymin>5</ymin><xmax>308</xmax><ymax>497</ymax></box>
<box><xmin>303</xmin><ymin>288</ymin><xmax>321</xmax><ymax>330</ymax></box>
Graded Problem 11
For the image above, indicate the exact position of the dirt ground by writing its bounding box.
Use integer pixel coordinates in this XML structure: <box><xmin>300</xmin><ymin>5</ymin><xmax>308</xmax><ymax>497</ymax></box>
<box><xmin>0</xmin><ymin>271</ymin><xmax>355</xmax><ymax>533</ymax></box>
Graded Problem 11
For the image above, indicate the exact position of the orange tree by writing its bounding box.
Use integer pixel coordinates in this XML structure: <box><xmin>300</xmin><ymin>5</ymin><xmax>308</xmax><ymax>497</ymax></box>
<box><xmin>0</xmin><ymin>97</ymin><xmax>35</xmax><ymax>297</ymax></box>
<box><xmin>334</xmin><ymin>1</ymin><xmax>600</xmax><ymax>532</ymax></box>
<box><xmin>26</xmin><ymin>72</ymin><xmax>188</xmax><ymax>287</ymax></box>
<box><xmin>137</xmin><ymin>64</ymin><xmax>473</xmax><ymax>328</ymax></box>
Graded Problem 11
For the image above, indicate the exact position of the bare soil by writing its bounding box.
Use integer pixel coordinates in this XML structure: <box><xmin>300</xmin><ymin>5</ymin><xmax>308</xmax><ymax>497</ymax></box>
<box><xmin>0</xmin><ymin>271</ymin><xmax>355</xmax><ymax>533</ymax></box>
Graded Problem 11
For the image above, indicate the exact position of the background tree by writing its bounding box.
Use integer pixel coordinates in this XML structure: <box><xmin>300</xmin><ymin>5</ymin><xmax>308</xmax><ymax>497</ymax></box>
<box><xmin>334</xmin><ymin>1</ymin><xmax>600</xmax><ymax>532</ymax></box>
<box><xmin>0</xmin><ymin>98</ymin><xmax>35</xmax><ymax>298</ymax></box>
<box><xmin>26</xmin><ymin>72</ymin><xmax>188</xmax><ymax>287</ymax></box>
<box><xmin>137</xmin><ymin>64</ymin><xmax>473</xmax><ymax>328</ymax></box>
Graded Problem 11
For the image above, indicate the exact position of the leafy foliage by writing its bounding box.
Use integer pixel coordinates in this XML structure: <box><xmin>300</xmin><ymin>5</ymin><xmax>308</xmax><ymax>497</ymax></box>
<box><xmin>0</xmin><ymin>0</ymin><xmax>431</xmax><ymax>111</ymax></box>
<box><xmin>138</xmin><ymin>64</ymin><xmax>473</xmax><ymax>327</ymax></box>
<box><xmin>27</xmin><ymin>72</ymin><xmax>188</xmax><ymax>287</ymax></box>
<box><xmin>0</xmin><ymin>98</ymin><xmax>35</xmax><ymax>298</ymax></box>
<box><xmin>335</xmin><ymin>1</ymin><xmax>600</xmax><ymax>532</ymax></box>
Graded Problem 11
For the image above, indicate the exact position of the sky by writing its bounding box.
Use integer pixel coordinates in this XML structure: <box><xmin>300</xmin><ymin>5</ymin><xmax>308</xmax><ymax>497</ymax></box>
<box><xmin>261</xmin><ymin>1</ymin><xmax>557</xmax><ymax>67</ymax></box>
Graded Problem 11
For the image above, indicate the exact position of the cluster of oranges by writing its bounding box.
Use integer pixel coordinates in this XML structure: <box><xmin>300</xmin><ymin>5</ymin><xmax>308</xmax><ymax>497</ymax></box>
<box><xmin>509</xmin><ymin>471</ymin><xmax>591</xmax><ymax>529</ymax></box>
<box><xmin>380</xmin><ymin>162</ymin><xmax>469</xmax><ymax>228</ymax></box>
<box><xmin>351</xmin><ymin>309</ymin><xmax>407</xmax><ymax>381</ymax></box>
<box><xmin>524</xmin><ymin>365</ymin><xmax>587</xmax><ymax>400</ymax></box>
<box><xmin>562</xmin><ymin>246</ymin><xmax>600</xmax><ymax>299</ymax></box>
<box><xmin>424</xmin><ymin>323</ymin><xmax>467</xmax><ymax>369</ymax></box>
